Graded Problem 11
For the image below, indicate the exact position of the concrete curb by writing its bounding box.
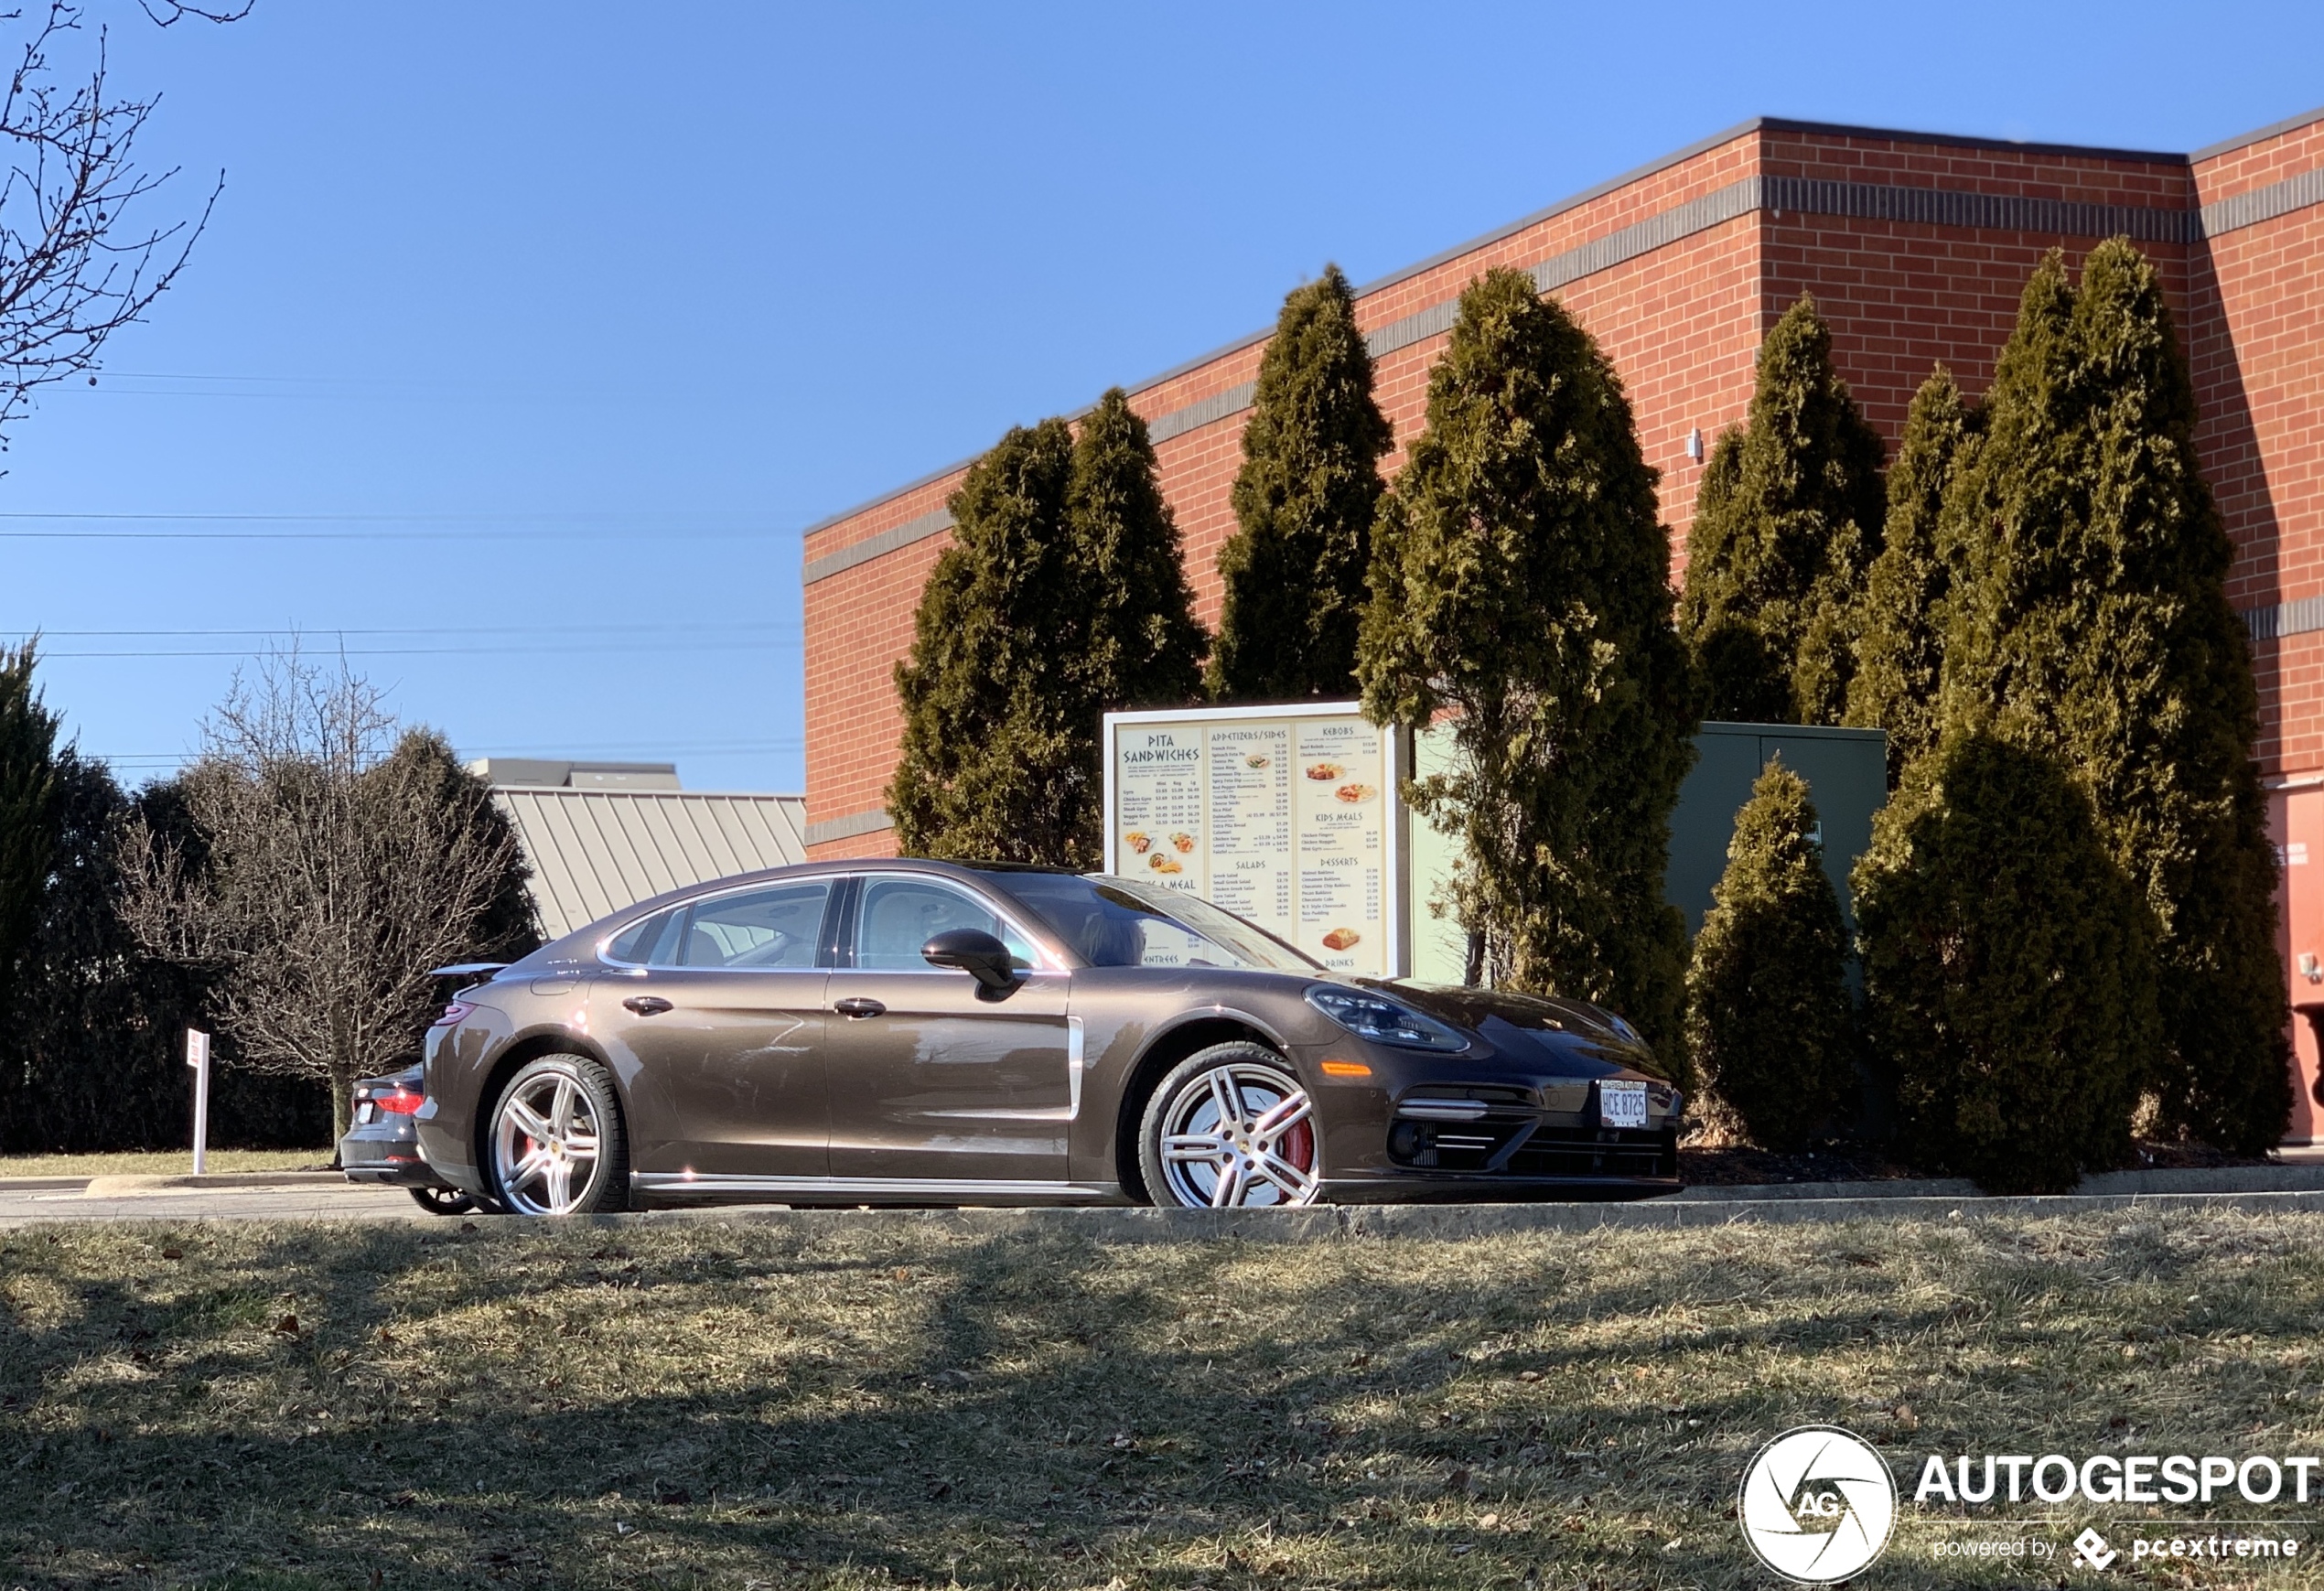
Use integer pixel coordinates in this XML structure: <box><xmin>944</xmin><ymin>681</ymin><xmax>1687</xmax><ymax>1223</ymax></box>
<box><xmin>58</xmin><ymin>1171</ymin><xmax>345</xmax><ymax>1196</ymax></box>
<box><xmin>1672</xmin><ymin>1164</ymin><xmax>2324</xmax><ymax>1202</ymax></box>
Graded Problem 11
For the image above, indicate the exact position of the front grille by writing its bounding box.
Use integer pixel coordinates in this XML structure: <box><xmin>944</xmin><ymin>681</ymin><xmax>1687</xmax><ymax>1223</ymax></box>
<box><xmin>1506</xmin><ymin>1126</ymin><xmax>1674</xmax><ymax>1178</ymax></box>
<box><xmin>1389</xmin><ymin>1115</ymin><xmax>1674</xmax><ymax>1178</ymax></box>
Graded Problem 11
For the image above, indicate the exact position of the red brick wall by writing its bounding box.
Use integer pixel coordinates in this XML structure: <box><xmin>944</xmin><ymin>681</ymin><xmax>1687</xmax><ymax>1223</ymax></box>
<box><xmin>803</xmin><ymin>115</ymin><xmax>2322</xmax><ymax>859</ymax></box>
<box><xmin>1759</xmin><ymin>128</ymin><xmax>2193</xmax><ymax>442</ymax></box>
<box><xmin>2194</xmin><ymin>119</ymin><xmax>2324</xmax><ymax>778</ymax></box>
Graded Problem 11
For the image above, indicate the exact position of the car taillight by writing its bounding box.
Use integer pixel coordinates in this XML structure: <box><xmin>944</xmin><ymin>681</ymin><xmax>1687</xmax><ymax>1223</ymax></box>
<box><xmin>375</xmin><ymin>1089</ymin><xmax>425</xmax><ymax>1115</ymax></box>
<box><xmin>431</xmin><ymin>1000</ymin><xmax>475</xmax><ymax>1028</ymax></box>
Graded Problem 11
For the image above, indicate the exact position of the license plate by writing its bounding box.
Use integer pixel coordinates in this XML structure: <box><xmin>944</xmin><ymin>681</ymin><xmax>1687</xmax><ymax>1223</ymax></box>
<box><xmin>1598</xmin><ymin>1080</ymin><xmax>1648</xmax><ymax>1129</ymax></box>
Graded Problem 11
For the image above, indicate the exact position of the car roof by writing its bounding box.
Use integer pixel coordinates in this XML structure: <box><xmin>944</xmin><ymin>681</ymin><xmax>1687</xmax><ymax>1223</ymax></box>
<box><xmin>545</xmin><ymin>856</ymin><xmax>1083</xmax><ymax>957</ymax></box>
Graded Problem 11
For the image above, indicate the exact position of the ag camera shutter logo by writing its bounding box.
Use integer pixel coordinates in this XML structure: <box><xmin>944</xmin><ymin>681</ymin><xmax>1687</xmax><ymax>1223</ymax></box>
<box><xmin>1738</xmin><ymin>1425</ymin><xmax>1898</xmax><ymax>1583</ymax></box>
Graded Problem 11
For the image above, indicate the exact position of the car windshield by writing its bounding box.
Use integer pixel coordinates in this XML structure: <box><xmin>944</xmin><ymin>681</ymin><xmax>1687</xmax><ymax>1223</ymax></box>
<box><xmin>983</xmin><ymin>871</ymin><xmax>1318</xmax><ymax>972</ymax></box>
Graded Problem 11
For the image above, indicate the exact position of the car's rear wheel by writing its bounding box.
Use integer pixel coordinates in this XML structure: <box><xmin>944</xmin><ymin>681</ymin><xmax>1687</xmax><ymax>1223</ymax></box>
<box><xmin>1138</xmin><ymin>1042</ymin><xmax>1320</xmax><ymax>1209</ymax></box>
<box><xmin>487</xmin><ymin>1054</ymin><xmax>629</xmax><ymax>1216</ymax></box>
<box><xmin>407</xmin><ymin>1185</ymin><xmax>476</xmax><ymax>1216</ymax></box>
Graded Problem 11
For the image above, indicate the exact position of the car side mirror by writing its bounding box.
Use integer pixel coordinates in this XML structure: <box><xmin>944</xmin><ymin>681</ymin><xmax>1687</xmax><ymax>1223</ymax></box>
<box><xmin>922</xmin><ymin>928</ymin><xmax>1019</xmax><ymax>994</ymax></box>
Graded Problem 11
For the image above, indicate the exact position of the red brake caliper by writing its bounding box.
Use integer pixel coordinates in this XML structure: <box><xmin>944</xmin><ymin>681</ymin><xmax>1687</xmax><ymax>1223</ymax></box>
<box><xmin>1281</xmin><ymin>1113</ymin><xmax>1315</xmax><ymax>1174</ymax></box>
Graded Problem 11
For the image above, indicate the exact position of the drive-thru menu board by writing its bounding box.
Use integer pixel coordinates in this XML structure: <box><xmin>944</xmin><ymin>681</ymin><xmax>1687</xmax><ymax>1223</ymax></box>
<box><xmin>1104</xmin><ymin>704</ymin><xmax>1400</xmax><ymax>976</ymax></box>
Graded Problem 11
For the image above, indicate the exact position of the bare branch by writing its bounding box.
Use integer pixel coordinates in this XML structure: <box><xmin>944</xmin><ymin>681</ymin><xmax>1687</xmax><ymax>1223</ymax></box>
<box><xmin>138</xmin><ymin>1</ymin><xmax>252</xmax><ymax>24</ymax></box>
<box><xmin>0</xmin><ymin>1</ymin><xmax>248</xmax><ymax>449</ymax></box>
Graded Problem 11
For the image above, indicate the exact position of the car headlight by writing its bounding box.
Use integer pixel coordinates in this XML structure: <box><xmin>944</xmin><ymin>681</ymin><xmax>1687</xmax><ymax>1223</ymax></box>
<box><xmin>1306</xmin><ymin>987</ymin><xmax>1469</xmax><ymax>1052</ymax></box>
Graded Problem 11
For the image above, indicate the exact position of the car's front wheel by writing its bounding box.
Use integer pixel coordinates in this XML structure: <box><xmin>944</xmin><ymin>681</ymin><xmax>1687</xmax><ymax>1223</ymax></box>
<box><xmin>487</xmin><ymin>1054</ymin><xmax>630</xmax><ymax>1216</ymax></box>
<box><xmin>1138</xmin><ymin>1042</ymin><xmax>1320</xmax><ymax>1209</ymax></box>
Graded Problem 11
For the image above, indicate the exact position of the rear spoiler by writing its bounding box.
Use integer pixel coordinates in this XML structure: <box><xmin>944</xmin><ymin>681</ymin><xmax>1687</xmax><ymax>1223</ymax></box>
<box><xmin>426</xmin><ymin>962</ymin><xmax>510</xmax><ymax>979</ymax></box>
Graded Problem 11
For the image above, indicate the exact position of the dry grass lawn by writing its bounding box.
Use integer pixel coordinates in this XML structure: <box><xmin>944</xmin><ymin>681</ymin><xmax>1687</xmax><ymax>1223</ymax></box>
<box><xmin>5</xmin><ymin>1208</ymin><xmax>2324</xmax><ymax>1588</ymax></box>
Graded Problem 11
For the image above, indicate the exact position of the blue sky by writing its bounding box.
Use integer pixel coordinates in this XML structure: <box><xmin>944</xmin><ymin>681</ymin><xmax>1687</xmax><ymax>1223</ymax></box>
<box><xmin>10</xmin><ymin>2</ymin><xmax>2318</xmax><ymax>792</ymax></box>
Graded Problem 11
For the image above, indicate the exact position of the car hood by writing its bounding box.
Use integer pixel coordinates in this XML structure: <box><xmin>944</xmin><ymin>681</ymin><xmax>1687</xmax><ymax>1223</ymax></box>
<box><xmin>1358</xmin><ymin>979</ymin><xmax>1672</xmax><ymax>1081</ymax></box>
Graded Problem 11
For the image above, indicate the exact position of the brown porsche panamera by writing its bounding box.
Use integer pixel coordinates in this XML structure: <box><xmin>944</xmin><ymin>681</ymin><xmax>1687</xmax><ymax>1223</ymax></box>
<box><xmin>407</xmin><ymin>859</ymin><xmax>1684</xmax><ymax>1214</ymax></box>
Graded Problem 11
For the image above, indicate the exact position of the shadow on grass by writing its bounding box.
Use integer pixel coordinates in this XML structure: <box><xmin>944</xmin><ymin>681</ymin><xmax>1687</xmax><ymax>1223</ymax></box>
<box><xmin>1</xmin><ymin>1210</ymin><xmax>2319</xmax><ymax>1589</ymax></box>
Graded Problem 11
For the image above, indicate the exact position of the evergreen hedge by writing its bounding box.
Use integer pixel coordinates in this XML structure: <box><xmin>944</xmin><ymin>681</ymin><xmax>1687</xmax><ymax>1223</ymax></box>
<box><xmin>1854</xmin><ymin>730</ymin><xmax>2157</xmax><ymax>1194</ymax></box>
<box><xmin>1359</xmin><ymin>268</ymin><xmax>1695</xmax><ymax>1062</ymax></box>
<box><xmin>0</xmin><ymin>641</ymin><xmax>59</xmax><ymax>1005</ymax></box>
<box><xmin>0</xmin><ymin>757</ymin><xmax>328</xmax><ymax>1153</ymax></box>
<box><xmin>1685</xmin><ymin>758</ymin><xmax>1855</xmax><ymax>1151</ymax></box>
<box><xmin>1678</xmin><ymin>296</ymin><xmax>1887</xmax><ymax>724</ymax></box>
<box><xmin>1845</xmin><ymin>367</ymin><xmax>1979</xmax><ymax>783</ymax></box>
<box><xmin>1940</xmin><ymin>242</ymin><xmax>2287</xmax><ymax>1153</ymax></box>
<box><xmin>1210</xmin><ymin>265</ymin><xmax>1393</xmax><ymax>702</ymax></box>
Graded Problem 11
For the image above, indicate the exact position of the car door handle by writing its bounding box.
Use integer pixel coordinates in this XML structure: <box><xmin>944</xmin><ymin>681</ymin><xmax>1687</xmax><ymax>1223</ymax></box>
<box><xmin>834</xmin><ymin>996</ymin><xmax>887</xmax><ymax>1019</ymax></box>
<box><xmin>622</xmin><ymin>995</ymin><xmax>673</xmax><ymax>1016</ymax></box>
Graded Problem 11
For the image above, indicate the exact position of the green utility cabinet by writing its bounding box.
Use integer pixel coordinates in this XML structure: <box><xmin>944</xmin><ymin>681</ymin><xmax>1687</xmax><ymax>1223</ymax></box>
<box><xmin>1663</xmin><ymin>721</ymin><xmax>1888</xmax><ymax>937</ymax></box>
<box><xmin>1406</xmin><ymin>720</ymin><xmax>1888</xmax><ymax>984</ymax></box>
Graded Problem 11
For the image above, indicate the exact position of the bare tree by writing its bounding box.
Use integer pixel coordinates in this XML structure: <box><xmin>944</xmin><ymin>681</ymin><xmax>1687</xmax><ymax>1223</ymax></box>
<box><xmin>0</xmin><ymin>0</ymin><xmax>246</xmax><ymax>446</ymax></box>
<box><xmin>122</xmin><ymin>649</ymin><xmax>533</xmax><ymax>1141</ymax></box>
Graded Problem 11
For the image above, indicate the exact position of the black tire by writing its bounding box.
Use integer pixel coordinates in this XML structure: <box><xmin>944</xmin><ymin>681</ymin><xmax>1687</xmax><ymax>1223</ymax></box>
<box><xmin>1136</xmin><ymin>1041</ymin><xmax>1321</xmax><ymax>1209</ymax></box>
<box><xmin>485</xmin><ymin>1053</ymin><xmax>630</xmax><ymax>1216</ymax></box>
<box><xmin>407</xmin><ymin>1185</ymin><xmax>477</xmax><ymax>1217</ymax></box>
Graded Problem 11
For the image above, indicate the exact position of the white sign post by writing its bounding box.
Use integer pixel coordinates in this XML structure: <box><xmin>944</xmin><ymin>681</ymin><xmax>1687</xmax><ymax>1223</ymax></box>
<box><xmin>186</xmin><ymin>1028</ymin><xmax>211</xmax><ymax>1177</ymax></box>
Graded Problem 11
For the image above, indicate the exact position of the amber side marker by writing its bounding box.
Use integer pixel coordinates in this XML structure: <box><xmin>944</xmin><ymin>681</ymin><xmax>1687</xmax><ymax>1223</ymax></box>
<box><xmin>1318</xmin><ymin>1059</ymin><xmax>1372</xmax><ymax>1079</ymax></box>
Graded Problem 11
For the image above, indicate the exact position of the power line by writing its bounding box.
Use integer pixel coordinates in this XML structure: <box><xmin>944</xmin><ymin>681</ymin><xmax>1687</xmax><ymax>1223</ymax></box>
<box><xmin>0</xmin><ymin>510</ymin><xmax>805</xmax><ymax>541</ymax></box>
<box><xmin>32</xmin><ymin>640</ymin><xmax>803</xmax><ymax>659</ymax></box>
<box><xmin>91</xmin><ymin>737</ymin><xmax>806</xmax><ymax>768</ymax></box>
<box><xmin>77</xmin><ymin>371</ymin><xmax>722</xmax><ymax>401</ymax></box>
<box><xmin>1</xmin><ymin>621</ymin><xmax>800</xmax><ymax>638</ymax></box>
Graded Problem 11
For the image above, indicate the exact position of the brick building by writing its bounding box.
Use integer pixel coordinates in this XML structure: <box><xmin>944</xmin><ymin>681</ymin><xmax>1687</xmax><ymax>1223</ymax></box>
<box><xmin>799</xmin><ymin>110</ymin><xmax>2324</xmax><ymax>1134</ymax></box>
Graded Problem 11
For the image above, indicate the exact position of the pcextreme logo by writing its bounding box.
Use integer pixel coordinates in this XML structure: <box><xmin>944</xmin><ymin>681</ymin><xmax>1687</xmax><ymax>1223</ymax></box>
<box><xmin>1738</xmin><ymin>1425</ymin><xmax>1899</xmax><ymax>1584</ymax></box>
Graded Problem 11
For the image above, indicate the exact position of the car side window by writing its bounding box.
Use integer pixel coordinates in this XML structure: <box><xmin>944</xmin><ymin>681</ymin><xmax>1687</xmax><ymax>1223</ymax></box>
<box><xmin>676</xmin><ymin>880</ymin><xmax>834</xmax><ymax>969</ymax></box>
<box><xmin>853</xmin><ymin>877</ymin><xmax>1037</xmax><ymax>971</ymax></box>
<box><xmin>606</xmin><ymin>906</ymin><xmax>683</xmax><ymax>966</ymax></box>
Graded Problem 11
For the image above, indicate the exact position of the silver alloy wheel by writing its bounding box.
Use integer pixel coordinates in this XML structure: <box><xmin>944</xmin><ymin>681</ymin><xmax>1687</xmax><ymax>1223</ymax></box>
<box><xmin>1157</xmin><ymin>1061</ymin><xmax>1319</xmax><ymax>1208</ymax></box>
<box><xmin>490</xmin><ymin>1062</ymin><xmax>604</xmax><ymax>1216</ymax></box>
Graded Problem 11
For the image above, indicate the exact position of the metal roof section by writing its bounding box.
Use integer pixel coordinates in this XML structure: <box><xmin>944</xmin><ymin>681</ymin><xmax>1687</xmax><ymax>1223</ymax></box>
<box><xmin>492</xmin><ymin>785</ymin><xmax>808</xmax><ymax>941</ymax></box>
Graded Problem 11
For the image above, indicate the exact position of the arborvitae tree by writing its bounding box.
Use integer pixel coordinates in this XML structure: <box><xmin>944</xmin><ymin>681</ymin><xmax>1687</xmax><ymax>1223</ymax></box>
<box><xmin>888</xmin><ymin>418</ymin><xmax>1091</xmax><ymax>865</ymax></box>
<box><xmin>1210</xmin><ymin>265</ymin><xmax>1393</xmax><ymax>701</ymax></box>
<box><xmin>0</xmin><ymin>641</ymin><xmax>60</xmax><ymax>1002</ymax></box>
<box><xmin>892</xmin><ymin>394</ymin><xmax>1206</xmax><ymax>867</ymax></box>
<box><xmin>1067</xmin><ymin>387</ymin><xmax>1206</xmax><ymax>711</ymax></box>
<box><xmin>1942</xmin><ymin>241</ymin><xmax>2287</xmax><ymax>1153</ymax></box>
<box><xmin>1678</xmin><ymin>295</ymin><xmax>1888</xmax><ymax>724</ymax></box>
<box><xmin>1685</xmin><ymin>759</ymin><xmax>1854</xmax><ymax>1150</ymax></box>
<box><xmin>1360</xmin><ymin>267</ymin><xmax>1695</xmax><ymax>1061</ymax></box>
<box><xmin>1854</xmin><ymin>730</ymin><xmax>2157</xmax><ymax>1194</ymax></box>
<box><xmin>1846</xmin><ymin>367</ymin><xmax>1981</xmax><ymax>782</ymax></box>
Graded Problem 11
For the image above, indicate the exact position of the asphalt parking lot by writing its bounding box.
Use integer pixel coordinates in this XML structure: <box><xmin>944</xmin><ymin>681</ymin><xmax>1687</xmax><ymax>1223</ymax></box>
<box><xmin>0</xmin><ymin>1174</ymin><xmax>422</xmax><ymax>1224</ymax></box>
